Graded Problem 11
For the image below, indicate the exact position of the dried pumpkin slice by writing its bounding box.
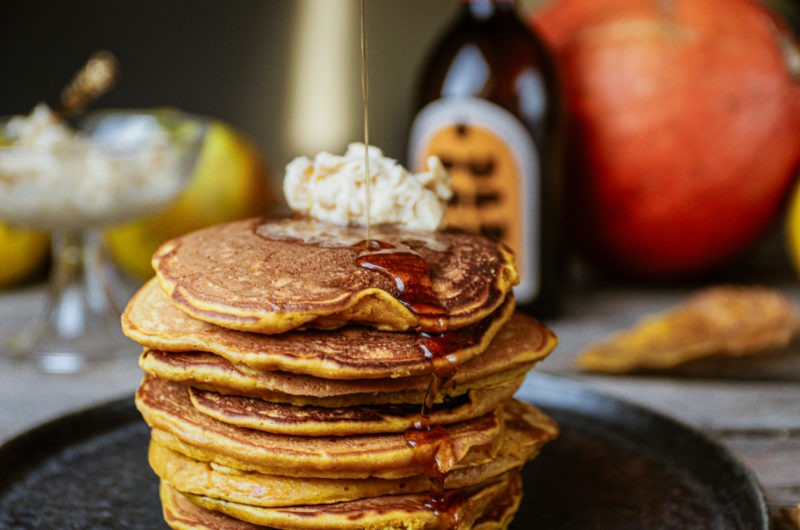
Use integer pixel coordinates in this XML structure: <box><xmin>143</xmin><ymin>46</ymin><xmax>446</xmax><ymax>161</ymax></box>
<box><xmin>577</xmin><ymin>286</ymin><xmax>800</xmax><ymax>373</ymax></box>
<box><xmin>781</xmin><ymin>503</ymin><xmax>800</xmax><ymax>529</ymax></box>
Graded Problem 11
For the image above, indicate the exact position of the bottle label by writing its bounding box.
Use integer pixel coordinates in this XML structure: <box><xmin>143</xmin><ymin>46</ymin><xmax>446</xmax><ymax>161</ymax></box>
<box><xmin>409</xmin><ymin>97</ymin><xmax>540</xmax><ymax>302</ymax></box>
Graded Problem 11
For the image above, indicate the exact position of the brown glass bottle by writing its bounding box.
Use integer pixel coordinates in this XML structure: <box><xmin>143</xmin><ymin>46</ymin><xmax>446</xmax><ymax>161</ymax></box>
<box><xmin>408</xmin><ymin>0</ymin><xmax>565</xmax><ymax>318</ymax></box>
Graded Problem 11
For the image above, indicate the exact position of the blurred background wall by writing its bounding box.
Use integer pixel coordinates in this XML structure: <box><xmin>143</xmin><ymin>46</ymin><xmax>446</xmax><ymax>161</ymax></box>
<box><xmin>0</xmin><ymin>0</ymin><xmax>473</xmax><ymax>196</ymax></box>
<box><xmin>3</xmin><ymin>0</ymin><xmax>795</xmax><ymax>196</ymax></box>
<box><xmin>2</xmin><ymin>0</ymin><xmax>799</xmax><ymax>282</ymax></box>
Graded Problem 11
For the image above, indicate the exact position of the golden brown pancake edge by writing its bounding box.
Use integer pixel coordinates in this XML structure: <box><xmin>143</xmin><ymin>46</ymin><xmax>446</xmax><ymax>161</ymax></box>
<box><xmin>151</xmin><ymin>217</ymin><xmax>518</xmax><ymax>334</ymax></box>
<box><xmin>186</xmin><ymin>377</ymin><xmax>522</xmax><ymax>436</ymax></box>
<box><xmin>124</xmin><ymin>278</ymin><xmax>516</xmax><ymax>380</ymax></box>
<box><xmin>171</xmin><ymin>471</ymin><xmax>517</xmax><ymax>530</ymax></box>
<box><xmin>135</xmin><ymin>376</ymin><xmax>506</xmax><ymax>480</ymax></box>
<box><xmin>136</xmin><ymin>310</ymin><xmax>557</xmax><ymax>406</ymax></box>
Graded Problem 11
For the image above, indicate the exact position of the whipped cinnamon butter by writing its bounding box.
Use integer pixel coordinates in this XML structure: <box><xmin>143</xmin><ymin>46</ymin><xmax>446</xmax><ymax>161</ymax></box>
<box><xmin>0</xmin><ymin>104</ymin><xmax>184</xmax><ymax>229</ymax></box>
<box><xmin>283</xmin><ymin>143</ymin><xmax>452</xmax><ymax>231</ymax></box>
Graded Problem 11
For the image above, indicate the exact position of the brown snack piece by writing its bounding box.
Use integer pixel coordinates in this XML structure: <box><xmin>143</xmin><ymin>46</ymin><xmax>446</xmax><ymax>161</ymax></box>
<box><xmin>577</xmin><ymin>285</ymin><xmax>800</xmax><ymax>373</ymax></box>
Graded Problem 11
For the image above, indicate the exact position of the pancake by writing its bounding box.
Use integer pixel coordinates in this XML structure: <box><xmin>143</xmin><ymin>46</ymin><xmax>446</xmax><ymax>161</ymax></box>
<box><xmin>136</xmin><ymin>376</ymin><xmax>503</xmax><ymax>479</ymax></box>
<box><xmin>159</xmin><ymin>474</ymin><xmax>522</xmax><ymax>530</ymax></box>
<box><xmin>140</xmin><ymin>350</ymin><xmax>536</xmax><ymax>408</ymax></box>
<box><xmin>148</xmin><ymin>400</ymin><xmax>556</xmax><ymax>507</ymax></box>
<box><xmin>149</xmin><ymin>399</ymin><xmax>548</xmax><ymax>486</ymax></box>
<box><xmin>162</xmin><ymin>482</ymin><xmax>261</xmax><ymax>530</ymax></box>
<box><xmin>124</xmin><ymin>278</ymin><xmax>514</xmax><ymax>379</ymax></box>
<box><xmin>138</xmin><ymin>311</ymin><xmax>557</xmax><ymax>407</ymax></box>
<box><xmin>169</xmin><ymin>472</ymin><xmax>518</xmax><ymax>530</ymax></box>
<box><xmin>151</xmin><ymin>217</ymin><xmax>518</xmax><ymax>334</ymax></box>
<box><xmin>187</xmin><ymin>377</ymin><xmax>522</xmax><ymax>436</ymax></box>
<box><xmin>471</xmin><ymin>469</ymin><xmax>522</xmax><ymax>530</ymax></box>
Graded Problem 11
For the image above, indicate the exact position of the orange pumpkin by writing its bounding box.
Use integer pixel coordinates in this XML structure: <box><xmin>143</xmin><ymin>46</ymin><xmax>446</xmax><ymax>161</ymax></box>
<box><xmin>532</xmin><ymin>0</ymin><xmax>800</xmax><ymax>276</ymax></box>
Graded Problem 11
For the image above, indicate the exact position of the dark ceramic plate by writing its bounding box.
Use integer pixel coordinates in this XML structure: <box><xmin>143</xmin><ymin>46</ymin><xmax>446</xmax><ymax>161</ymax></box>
<box><xmin>0</xmin><ymin>373</ymin><xmax>770</xmax><ymax>529</ymax></box>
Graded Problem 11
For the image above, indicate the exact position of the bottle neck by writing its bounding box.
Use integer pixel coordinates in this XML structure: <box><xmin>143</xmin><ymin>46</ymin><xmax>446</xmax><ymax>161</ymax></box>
<box><xmin>463</xmin><ymin>0</ymin><xmax>516</xmax><ymax>20</ymax></box>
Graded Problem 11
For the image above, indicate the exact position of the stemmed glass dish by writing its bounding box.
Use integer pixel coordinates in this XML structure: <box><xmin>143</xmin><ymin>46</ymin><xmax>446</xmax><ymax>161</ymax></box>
<box><xmin>0</xmin><ymin>109</ymin><xmax>206</xmax><ymax>372</ymax></box>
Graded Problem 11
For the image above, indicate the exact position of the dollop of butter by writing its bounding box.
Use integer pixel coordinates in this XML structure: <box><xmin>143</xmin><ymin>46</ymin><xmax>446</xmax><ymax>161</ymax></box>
<box><xmin>283</xmin><ymin>143</ymin><xmax>452</xmax><ymax>231</ymax></box>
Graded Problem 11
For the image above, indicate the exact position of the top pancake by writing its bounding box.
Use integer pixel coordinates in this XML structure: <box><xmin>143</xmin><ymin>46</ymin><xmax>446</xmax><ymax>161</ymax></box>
<box><xmin>124</xmin><ymin>278</ymin><xmax>513</xmax><ymax>380</ymax></box>
<box><xmin>151</xmin><ymin>217</ymin><xmax>518</xmax><ymax>334</ymax></box>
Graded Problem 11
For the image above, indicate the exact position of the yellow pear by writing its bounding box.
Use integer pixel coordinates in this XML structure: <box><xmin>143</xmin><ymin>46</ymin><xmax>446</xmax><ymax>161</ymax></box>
<box><xmin>0</xmin><ymin>222</ymin><xmax>49</xmax><ymax>288</ymax></box>
<box><xmin>105</xmin><ymin>120</ymin><xmax>273</xmax><ymax>279</ymax></box>
<box><xmin>787</xmin><ymin>178</ymin><xmax>800</xmax><ymax>276</ymax></box>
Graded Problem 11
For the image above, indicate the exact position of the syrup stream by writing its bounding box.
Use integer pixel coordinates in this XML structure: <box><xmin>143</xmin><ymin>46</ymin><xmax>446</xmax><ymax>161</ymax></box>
<box><xmin>360</xmin><ymin>0</ymin><xmax>371</xmax><ymax>242</ymax></box>
<box><xmin>358</xmin><ymin>3</ymin><xmax>462</xmax><ymax>525</ymax></box>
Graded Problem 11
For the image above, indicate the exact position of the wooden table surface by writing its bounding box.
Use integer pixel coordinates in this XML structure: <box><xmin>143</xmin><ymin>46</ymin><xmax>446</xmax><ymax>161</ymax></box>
<box><xmin>1</xmin><ymin>267</ymin><xmax>799</xmax><ymax>527</ymax></box>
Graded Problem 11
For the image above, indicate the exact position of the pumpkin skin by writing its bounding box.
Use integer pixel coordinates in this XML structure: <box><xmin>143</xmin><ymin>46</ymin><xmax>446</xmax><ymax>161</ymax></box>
<box><xmin>532</xmin><ymin>0</ymin><xmax>800</xmax><ymax>276</ymax></box>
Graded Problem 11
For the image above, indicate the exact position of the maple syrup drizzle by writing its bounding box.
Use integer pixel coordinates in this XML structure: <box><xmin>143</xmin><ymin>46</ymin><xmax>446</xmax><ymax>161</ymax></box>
<box><xmin>357</xmin><ymin>4</ymin><xmax>462</xmax><ymax>526</ymax></box>
<box><xmin>357</xmin><ymin>5</ymin><xmax>447</xmax><ymax>329</ymax></box>
<box><xmin>402</xmin><ymin>367</ymin><xmax>466</xmax><ymax>528</ymax></box>
<box><xmin>355</xmin><ymin>248</ymin><xmax>447</xmax><ymax>324</ymax></box>
<box><xmin>424</xmin><ymin>489</ymin><xmax>469</xmax><ymax>529</ymax></box>
<box><xmin>417</xmin><ymin>305</ymin><xmax>495</xmax><ymax>371</ymax></box>
<box><xmin>354</xmin><ymin>246</ymin><xmax>465</xmax><ymax>528</ymax></box>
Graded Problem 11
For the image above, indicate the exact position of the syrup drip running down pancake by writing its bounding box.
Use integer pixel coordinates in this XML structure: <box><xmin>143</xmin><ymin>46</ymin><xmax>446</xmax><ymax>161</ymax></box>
<box><xmin>148</xmin><ymin>400</ymin><xmax>555</xmax><ymax>507</ymax></box>
<box><xmin>123</xmin><ymin>278</ymin><xmax>516</xmax><ymax>380</ymax></box>
<box><xmin>151</xmin><ymin>217</ymin><xmax>518</xmax><ymax>334</ymax></box>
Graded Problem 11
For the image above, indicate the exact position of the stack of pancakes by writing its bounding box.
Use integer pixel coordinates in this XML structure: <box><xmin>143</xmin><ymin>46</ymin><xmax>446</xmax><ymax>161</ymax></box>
<box><xmin>124</xmin><ymin>217</ymin><xmax>559</xmax><ymax>529</ymax></box>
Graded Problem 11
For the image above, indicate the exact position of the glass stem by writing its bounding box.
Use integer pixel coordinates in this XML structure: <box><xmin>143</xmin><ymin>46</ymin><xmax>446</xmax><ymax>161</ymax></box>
<box><xmin>47</xmin><ymin>230</ymin><xmax>88</xmax><ymax>339</ymax></box>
